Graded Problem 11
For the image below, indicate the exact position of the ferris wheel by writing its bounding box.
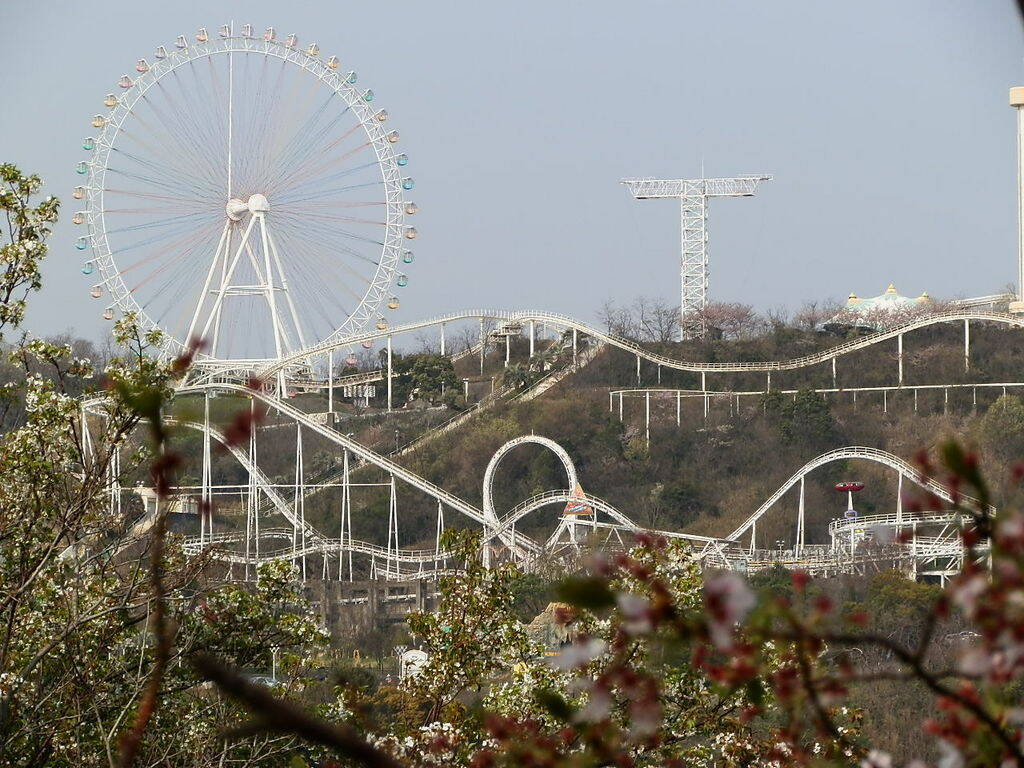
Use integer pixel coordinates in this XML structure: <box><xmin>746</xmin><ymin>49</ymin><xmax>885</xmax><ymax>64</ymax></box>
<box><xmin>73</xmin><ymin>24</ymin><xmax>417</xmax><ymax>366</ymax></box>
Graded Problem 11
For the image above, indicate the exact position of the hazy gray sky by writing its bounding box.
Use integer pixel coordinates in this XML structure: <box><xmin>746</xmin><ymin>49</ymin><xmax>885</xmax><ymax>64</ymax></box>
<box><xmin>2</xmin><ymin>1</ymin><xmax>1022</xmax><ymax>344</ymax></box>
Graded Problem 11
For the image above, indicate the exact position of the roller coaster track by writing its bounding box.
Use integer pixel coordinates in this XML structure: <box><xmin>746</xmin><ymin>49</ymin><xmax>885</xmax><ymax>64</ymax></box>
<box><xmin>252</xmin><ymin>309</ymin><xmax>1024</xmax><ymax>380</ymax></box>
<box><xmin>726</xmin><ymin>445</ymin><xmax>992</xmax><ymax>541</ymax></box>
<box><xmin>176</xmin><ymin>383</ymin><xmax>494</xmax><ymax>531</ymax></box>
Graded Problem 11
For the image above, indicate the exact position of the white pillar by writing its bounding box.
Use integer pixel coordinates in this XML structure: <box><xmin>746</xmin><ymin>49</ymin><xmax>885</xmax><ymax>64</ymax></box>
<box><xmin>572</xmin><ymin>328</ymin><xmax>578</xmax><ymax>365</ymax></box>
<box><xmin>479</xmin><ymin>318</ymin><xmax>485</xmax><ymax>375</ymax></box>
<box><xmin>897</xmin><ymin>333</ymin><xmax>903</xmax><ymax>386</ymax></box>
<box><xmin>964</xmin><ymin>318</ymin><xmax>970</xmax><ymax>372</ymax></box>
<box><xmin>327</xmin><ymin>349</ymin><xmax>334</xmax><ymax>414</ymax></box>
<box><xmin>440</xmin><ymin>323</ymin><xmax>446</xmax><ymax>356</ymax></box>
<box><xmin>618</xmin><ymin>391</ymin><xmax>623</xmax><ymax>421</ymax></box>
<box><xmin>636</xmin><ymin>354</ymin><xmax>641</xmax><ymax>385</ymax></box>
<box><xmin>797</xmin><ymin>476</ymin><xmax>805</xmax><ymax>556</ymax></box>
<box><xmin>676</xmin><ymin>391</ymin><xmax>681</xmax><ymax>426</ymax></box>
<box><xmin>831</xmin><ymin>356</ymin><xmax>836</xmax><ymax>387</ymax></box>
<box><xmin>1011</xmin><ymin>86</ymin><xmax>1024</xmax><ymax>308</ymax></box>
<box><xmin>504</xmin><ymin>334</ymin><xmax>510</xmax><ymax>366</ymax></box>
<box><xmin>529</xmin><ymin>319</ymin><xmax>535</xmax><ymax>358</ymax></box>
<box><xmin>645</xmin><ymin>390</ymin><xmax>650</xmax><ymax>446</ymax></box>
<box><xmin>896</xmin><ymin>472</ymin><xmax>903</xmax><ymax>530</ymax></box>
<box><xmin>386</xmin><ymin>335</ymin><xmax>393</xmax><ymax>412</ymax></box>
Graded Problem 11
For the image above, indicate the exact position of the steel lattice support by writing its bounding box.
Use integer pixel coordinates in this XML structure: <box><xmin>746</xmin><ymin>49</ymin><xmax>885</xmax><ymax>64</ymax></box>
<box><xmin>621</xmin><ymin>176</ymin><xmax>770</xmax><ymax>339</ymax></box>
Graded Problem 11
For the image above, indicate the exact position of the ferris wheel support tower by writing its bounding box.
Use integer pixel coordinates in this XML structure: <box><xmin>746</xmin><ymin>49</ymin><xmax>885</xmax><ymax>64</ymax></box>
<box><xmin>621</xmin><ymin>175</ymin><xmax>770</xmax><ymax>339</ymax></box>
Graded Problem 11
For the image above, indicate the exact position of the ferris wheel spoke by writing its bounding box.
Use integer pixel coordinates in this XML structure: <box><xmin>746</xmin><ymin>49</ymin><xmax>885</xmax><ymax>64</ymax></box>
<box><xmin>273</xmin><ymin>141</ymin><xmax>375</xmax><ymax>196</ymax></box>
<box><xmin>140</xmin><ymin>84</ymin><xmax>228</xmax><ymax>183</ymax></box>
<box><xmin>273</xmin><ymin>213</ymin><xmax>384</xmax><ymax>251</ymax></box>
<box><xmin>260</xmin><ymin>95</ymin><xmax>351</xmax><ymax>191</ymax></box>
<box><xmin>104</xmin><ymin>210</ymin><xmax>215</xmax><ymax>236</ymax></box>
<box><xmin>274</xmin><ymin>185</ymin><xmax>383</xmax><ymax>211</ymax></box>
<box><xmin>272</xmin><ymin>231</ymin><xmax>371</xmax><ymax>308</ymax></box>
<box><xmin>114</xmin><ymin>219</ymin><xmax>222</xmax><ymax>273</ymax></box>
<box><xmin>118</xmin><ymin>103</ymin><xmax>224</xmax><ymax>192</ymax></box>
<box><xmin>104</xmin><ymin>164</ymin><xmax>215</xmax><ymax>201</ymax></box>
<box><xmin>109</xmin><ymin>147</ymin><xmax>223</xmax><ymax>200</ymax></box>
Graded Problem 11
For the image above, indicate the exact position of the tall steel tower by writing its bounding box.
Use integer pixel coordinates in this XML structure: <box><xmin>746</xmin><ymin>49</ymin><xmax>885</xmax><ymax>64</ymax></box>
<box><xmin>621</xmin><ymin>175</ymin><xmax>770</xmax><ymax>338</ymax></box>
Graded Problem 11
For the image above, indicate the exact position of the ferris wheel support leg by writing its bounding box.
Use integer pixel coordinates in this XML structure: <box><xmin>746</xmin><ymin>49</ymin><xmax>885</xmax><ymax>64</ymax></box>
<box><xmin>265</xmin><ymin>226</ymin><xmax>309</xmax><ymax>354</ymax></box>
<box><xmin>258</xmin><ymin>214</ymin><xmax>285</xmax><ymax>363</ymax></box>
<box><xmin>186</xmin><ymin>220</ymin><xmax>231</xmax><ymax>348</ymax></box>
<box><xmin>199</xmin><ymin>215</ymin><xmax>257</xmax><ymax>348</ymax></box>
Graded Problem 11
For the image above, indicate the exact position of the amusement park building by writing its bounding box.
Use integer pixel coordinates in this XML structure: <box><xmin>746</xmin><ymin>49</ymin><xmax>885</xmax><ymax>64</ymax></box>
<box><xmin>822</xmin><ymin>283</ymin><xmax>932</xmax><ymax>333</ymax></box>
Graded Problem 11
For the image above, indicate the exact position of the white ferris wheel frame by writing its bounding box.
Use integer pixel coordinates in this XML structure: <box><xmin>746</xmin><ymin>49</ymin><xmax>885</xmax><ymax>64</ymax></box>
<box><xmin>80</xmin><ymin>33</ymin><xmax>407</xmax><ymax>365</ymax></box>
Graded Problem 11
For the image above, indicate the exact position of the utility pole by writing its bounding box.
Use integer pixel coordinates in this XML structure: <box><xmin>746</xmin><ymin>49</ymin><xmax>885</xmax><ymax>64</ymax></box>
<box><xmin>621</xmin><ymin>175</ymin><xmax>770</xmax><ymax>338</ymax></box>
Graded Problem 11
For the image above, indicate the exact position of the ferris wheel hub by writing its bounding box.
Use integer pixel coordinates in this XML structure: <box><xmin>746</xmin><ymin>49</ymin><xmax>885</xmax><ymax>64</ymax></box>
<box><xmin>225</xmin><ymin>194</ymin><xmax>270</xmax><ymax>221</ymax></box>
<box><xmin>225</xmin><ymin>197</ymin><xmax>248</xmax><ymax>221</ymax></box>
<box><xmin>247</xmin><ymin>193</ymin><xmax>270</xmax><ymax>213</ymax></box>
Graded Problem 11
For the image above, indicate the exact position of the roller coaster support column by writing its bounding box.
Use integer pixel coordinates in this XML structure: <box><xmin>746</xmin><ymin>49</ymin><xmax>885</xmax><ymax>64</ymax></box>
<box><xmin>440</xmin><ymin>323</ymin><xmax>446</xmax><ymax>356</ymax></box>
<box><xmin>964</xmin><ymin>319</ymin><xmax>970</xmax><ymax>371</ymax></box>
<box><xmin>202</xmin><ymin>393</ymin><xmax>212</xmax><ymax>544</ymax></box>
<box><xmin>636</xmin><ymin>355</ymin><xmax>641</xmax><ymax>385</ymax></box>
<box><xmin>645</xmin><ymin>391</ymin><xmax>651</xmax><ymax>446</ymax></box>
<box><xmin>387</xmin><ymin>336</ymin><xmax>393</xmax><ymax>412</ymax></box>
<box><xmin>249</xmin><ymin>399</ymin><xmax>259</xmax><ymax>565</ymax></box>
<box><xmin>701</xmin><ymin>371</ymin><xmax>706</xmax><ymax>392</ymax></box>
<box><xmin>618</xmin><ymin>391</ymin><xmax>624</xmax><ymax>421</ymax></box>
<box><xmin>479</xmin><ymin>319</ymin><xmax>485</xmax><ymax>375</ymax></box>
<box><xmin>797</xmin><ymin>476</ymin><xmax>805</xmax><ymax>556</ymax></box>
<box><xmin>435</xmin><ymin>500</ymin><xmax>445</xmax><ymax>569</ymax></box>
<box><xmin>327</xmin><ymin>350</ymin><xmax>334</xmax><ymax>414</ymax></box>
<box><xmin>676</xmin><ymin>391</ymin><xmax>682</xmax><ymax>426</ymax></box>
<box><xmin>898</xmin><ymin>333</ymin><xmax>904</xmax><ymax>386</ymax></box>
<box><xmin>529</xmin><ymin>320</ymin><xmax>535</xmax><ymax>358</ymax></box>
<box><xmin>572</xmin><ymin>328</ymin><xmax>578</xmax><ymax>365</ymax></box>
<box><xmin>896</xmin><ymin>472</ymin><xmax>903</xmax><ymax>533</ymax></box>
<box><xmin>340</xmin><ymin>449</ymin><xmax>353</xmax><ymax>582</ymax></box>
<box><xmin>767</xmin><ymin>370</ymin><xmax>772</xmax><ymax>391</ymax></box>
<box><xmin>750</xmin><ymin>521</ymin><xmax>757</xmax><ymax>554</ymax></box>
<box><xmin>609</xmin><ymin>392</ymin><xmax>613</xmax><ymax>412</ymax></box>
<box><xmin>832</xmin><ymin>356</ymin><xmax>837</xmax><ymax>387</ymax></box>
